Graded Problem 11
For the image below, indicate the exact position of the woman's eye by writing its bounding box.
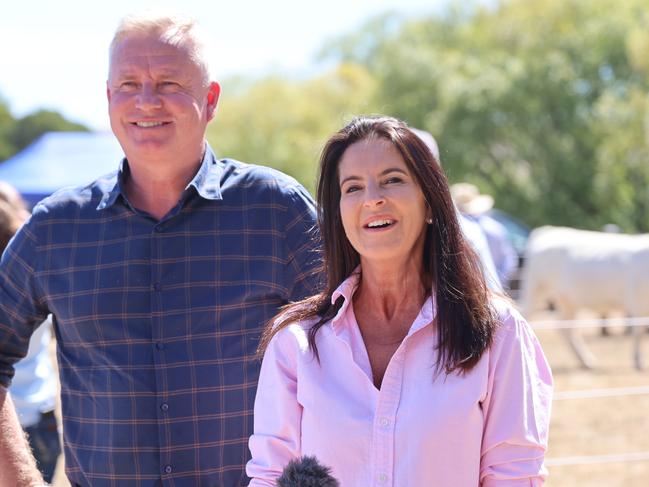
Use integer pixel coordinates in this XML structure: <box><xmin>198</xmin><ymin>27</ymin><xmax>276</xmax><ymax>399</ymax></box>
<box><xmin>385</xmin><ymin>177</ymin><xmax>403</xmax><ymax>184</ymax></box>
<box><xmin>344</xmin><ymin>185</ymin><xmax>361</xmax><ymax>194</ymax></box>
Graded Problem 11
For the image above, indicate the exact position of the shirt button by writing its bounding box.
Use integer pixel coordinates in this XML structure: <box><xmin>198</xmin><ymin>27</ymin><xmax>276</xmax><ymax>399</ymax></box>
<box><xmin>154</xmin><ymin>225</ymin><xmax>163</xmax><ymax>233</ymax></box>
<box><xmin>378</xmin><ymin>473</ymin><xmax>388</xmax><ymax>483</ymax></box>
<box><xmin>380</xmin><ymin>417</ymin><xmax>390</xmax><ymax>427</ymax></box>
<box><xmin>153</xmin><ymin>282</ymin><xmax>162</xmax><ymax>291</ymax></box>
<box><xmin>155</xmin><ymin>342</ymin><xmax>164</xmax><ymax>350</ymax></box>
<box><xmin>164</xmin><ymin>465</ymin><xmax>172</xmax><ymax>474</ymax></box>
<box><xmin>160</xmin><ymin>403</ymin><xmax>169</xmax><ymax>412</ymax></box>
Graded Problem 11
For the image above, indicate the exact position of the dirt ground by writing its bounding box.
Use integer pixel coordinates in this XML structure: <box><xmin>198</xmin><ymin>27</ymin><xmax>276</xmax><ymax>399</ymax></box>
<box><xmin>52</xmin><ymin>318</ymin><xmax>649</xmax><ymax>487</ymax></box>
<box><xmin>539</xmin><ymin>321</ymin><xmax>649</xmax><ymax>487</ymax></box>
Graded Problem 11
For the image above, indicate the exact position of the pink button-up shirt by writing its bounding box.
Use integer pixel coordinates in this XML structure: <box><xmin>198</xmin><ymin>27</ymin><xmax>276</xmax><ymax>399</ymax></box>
<box><xmin>247</xmin><ymin>272</ymin><xmax>553</xmax><ymax>486</ymax></box>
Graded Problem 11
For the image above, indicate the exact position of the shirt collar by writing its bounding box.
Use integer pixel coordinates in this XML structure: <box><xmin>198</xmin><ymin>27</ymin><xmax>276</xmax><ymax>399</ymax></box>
<box><xmin>96</xmin><ymin>158</ymin><xmax>127</xmax><ymax>210</ymax></box>
<box><xmin>329</xmin><ymin>267</ymin><xmax>362</xmax><ymax>332</ymax></box>
<box><xmin>96</xmin><ymin>143</ymin><xmax>223</xmax><ymax>211</ymax></box>
<box><xmin>188</xmin><ymin>143</ymin><xmax>223</xmax><ymax>201</ymax></box>
<box><xmin>328</xmin><ymin>267</ymin><xmax>437</xmax><ymax>337</ymax></box>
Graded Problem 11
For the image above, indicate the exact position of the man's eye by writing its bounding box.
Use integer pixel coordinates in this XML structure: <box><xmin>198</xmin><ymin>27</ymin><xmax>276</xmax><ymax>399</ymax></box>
<box><xmin>120</xmin><ymin>82</ymin><xmax>137</xmax><ymax>89</ymax></box>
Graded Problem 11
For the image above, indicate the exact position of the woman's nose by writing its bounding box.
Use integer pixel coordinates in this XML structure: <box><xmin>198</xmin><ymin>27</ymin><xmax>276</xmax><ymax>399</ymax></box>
<box><xmin>363</xmin><ymin>184</ymin><xmax>385</xmax><ymax>207</ymax></box>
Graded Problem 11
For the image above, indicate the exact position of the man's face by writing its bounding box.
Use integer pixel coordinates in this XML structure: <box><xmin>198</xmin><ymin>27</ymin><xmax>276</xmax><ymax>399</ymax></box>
<box><xmin>107</xmin><ymin>34</ymin><xmax>219</xmax><ymax>165</ymax></box>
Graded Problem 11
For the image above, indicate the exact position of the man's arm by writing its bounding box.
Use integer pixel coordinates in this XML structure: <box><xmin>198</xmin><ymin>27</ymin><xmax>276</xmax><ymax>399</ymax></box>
<box><xmin>0</xmin><ymin>387</ymin><xmax>45</xmax><ymax>486</ymax></box>
<box><xmin>282</xmin><ymin>185</ymin><xmax>323</xmax><ymax>301</ymax></box>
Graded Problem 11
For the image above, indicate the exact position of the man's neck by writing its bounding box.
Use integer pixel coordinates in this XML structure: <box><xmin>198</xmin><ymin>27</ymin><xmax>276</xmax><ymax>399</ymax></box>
<box><xmin>124</xmin><ymin>155</ymin><xmax>203</xmax><ymax>221</ymax></box>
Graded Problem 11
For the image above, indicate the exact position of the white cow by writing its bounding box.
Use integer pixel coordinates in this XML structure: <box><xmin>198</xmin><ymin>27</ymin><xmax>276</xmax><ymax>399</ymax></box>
<box><xmin>519</xmin><ymin>226</ymin><xmax>649</xmax><ymax>369</ymax></box>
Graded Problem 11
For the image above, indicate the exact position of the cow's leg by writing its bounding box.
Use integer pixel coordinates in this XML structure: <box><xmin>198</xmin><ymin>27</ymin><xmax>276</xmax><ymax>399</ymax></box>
<box><xmin>632</xmin><ymin>321</ymin><xmax>643</xmax><ymax>370</ymax></box>
<box><xmin>600</xmin><ymin>313</ymin><xmax>610</xmax><ymax>336</ymax></box>
<box><xmin>557</xmin><ymin>302</ymin><xmax>596</xmax><ymax>369</ymax></box>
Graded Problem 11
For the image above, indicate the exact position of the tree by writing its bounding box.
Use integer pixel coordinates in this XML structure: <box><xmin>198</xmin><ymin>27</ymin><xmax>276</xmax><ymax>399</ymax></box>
<box><xmin>207</xmin><ymin>63</ymin><xmax>378</xmax><ymax>193</ymax></box>
<box><xmin>9</xmin><ymin>109</ymin><xmax>87</xmax><ymax>153</ymax></box>
<box><xmin>322</xmin><ymin>0</ymin><xmax>649</xmax><ymax>231</ymax></box>
<box><xmin>0</xmin><ymin>99</ymin><xmax>16</xmax><ymax>161</ymax></box>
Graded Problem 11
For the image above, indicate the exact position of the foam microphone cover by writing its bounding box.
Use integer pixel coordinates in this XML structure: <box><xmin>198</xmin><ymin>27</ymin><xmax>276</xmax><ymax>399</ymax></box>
<box><xmin>276</xmin><ymin>455</ymin><xmax>340</xmax><ymax>487</ymax></box>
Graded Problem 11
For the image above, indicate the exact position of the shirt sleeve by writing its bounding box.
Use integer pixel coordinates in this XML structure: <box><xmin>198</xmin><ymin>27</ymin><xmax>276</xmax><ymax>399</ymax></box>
<box><xmin>246</xmin><ymin>326</ymin><xmax>303</xmax><ymax>486</ymax></box>
<box><xmin>0</xmin><ymin>213</ymin><xmax>49</xmax><ymax>388</ymax></box>
<box><xmin>480</xmin><ymin>304</ymin><xmax>553</xmax><ymax>486</ymax></box>
<box><xmin>282</xmin><ymin>185</ymin><xmax>323</xmax><ymax>301</ymax></box>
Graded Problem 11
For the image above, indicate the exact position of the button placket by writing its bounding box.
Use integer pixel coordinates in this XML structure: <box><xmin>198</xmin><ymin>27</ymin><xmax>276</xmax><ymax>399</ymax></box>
<box><xmin>151</xmin><ymin>223</ymin><xmax>171</xmax><ymax>479</ymax></box>
<box><xmin>371</xmin><ymin>346</ymin><xmax>406</xmax><ymax>487</ymax></box>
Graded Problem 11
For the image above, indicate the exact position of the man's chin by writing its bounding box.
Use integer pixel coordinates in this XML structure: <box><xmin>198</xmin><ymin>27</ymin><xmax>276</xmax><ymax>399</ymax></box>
<box><xmin>122</xmin><ymin>139</ymin><xmax>173</xmax><ymax>161</ymax></box>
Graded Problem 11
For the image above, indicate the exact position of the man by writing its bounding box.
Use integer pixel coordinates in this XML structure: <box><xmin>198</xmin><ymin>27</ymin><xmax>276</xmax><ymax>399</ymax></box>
<box><xmin>0</xmin><ymin>13</ymin><xmax>321</xmax><ymax>487</ymax></box>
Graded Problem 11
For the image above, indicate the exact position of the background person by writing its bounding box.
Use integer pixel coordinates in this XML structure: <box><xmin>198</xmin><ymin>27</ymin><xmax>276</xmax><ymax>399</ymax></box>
<box><xmin>247</xmin><ymin>116</ymin><xmax>552</xmax><ymax>486</ymax></box>
<box><xmin>452</xmin><ymin>182</ymin><xmax>518</xmax><ymax>288</ymax></box>
<box><xmin>411</xmin><ymin>129</ymin><xmax>501</xmax><ymax>291</ymax></box>
<box><xmin>0</xmin><ymin>183</ymin><xmax>61</xmax><ymax>484</ymax></box>
<box><xmin>0</xmin><ymin>12</ymin><xmax>321</xmax><ymax>487</ymax></box>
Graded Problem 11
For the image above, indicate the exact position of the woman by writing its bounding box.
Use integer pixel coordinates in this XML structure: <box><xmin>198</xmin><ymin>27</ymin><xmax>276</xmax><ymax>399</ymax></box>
<box><xmin>247</xmin><ymin>116</ymin><xmax>552</xmax><ymax>486</ymax></box>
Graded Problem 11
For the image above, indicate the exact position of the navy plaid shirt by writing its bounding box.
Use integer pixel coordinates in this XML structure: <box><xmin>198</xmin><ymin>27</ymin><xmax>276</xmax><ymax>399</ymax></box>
<box><xmin>0</xmin><ymin>146</ymin><xmax>322</xmax><ymax>486</ymax></box>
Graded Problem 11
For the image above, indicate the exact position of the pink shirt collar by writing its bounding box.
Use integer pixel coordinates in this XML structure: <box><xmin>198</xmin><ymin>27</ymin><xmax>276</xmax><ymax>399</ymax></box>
<box><xmin>329</xmin><ymin>267</ymin><xmax>436</xmax><ymax>337</ymax></box>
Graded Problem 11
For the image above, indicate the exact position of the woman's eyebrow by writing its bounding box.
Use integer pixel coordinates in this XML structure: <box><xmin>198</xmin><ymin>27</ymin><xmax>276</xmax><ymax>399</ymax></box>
<box><xmin>340</xmin><ymin>168</ymin><xmax>408</xmax><ymax>186</ymax></box>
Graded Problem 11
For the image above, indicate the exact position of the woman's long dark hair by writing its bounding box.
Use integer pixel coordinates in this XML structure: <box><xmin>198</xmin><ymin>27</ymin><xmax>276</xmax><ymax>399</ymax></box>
<box><xmin>260</xmin><ymin>115</ymin><xmax>498</xmax><ymax>374</ymax></box>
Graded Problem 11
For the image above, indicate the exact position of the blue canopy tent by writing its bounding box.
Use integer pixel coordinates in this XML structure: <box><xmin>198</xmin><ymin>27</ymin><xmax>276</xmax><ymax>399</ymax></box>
<box><xmin>0</xmin><ymin>132</ymin><xmax>124</xmax><ymax>207</ymax></box>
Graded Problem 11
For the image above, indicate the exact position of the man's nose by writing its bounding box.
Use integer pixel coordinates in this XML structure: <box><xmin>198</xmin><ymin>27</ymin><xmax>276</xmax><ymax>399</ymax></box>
<box><xmin>135</xmin><ymin>85</ymin><xmax>162</xmax><ymax>110</ymax></box>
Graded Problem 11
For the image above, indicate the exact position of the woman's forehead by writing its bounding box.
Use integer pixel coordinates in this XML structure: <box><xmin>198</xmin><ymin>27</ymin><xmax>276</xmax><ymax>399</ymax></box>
<box><xmin>339</xmin><ymin>138</ymin><xmax>406</xmax><ymax>173</ymax></box>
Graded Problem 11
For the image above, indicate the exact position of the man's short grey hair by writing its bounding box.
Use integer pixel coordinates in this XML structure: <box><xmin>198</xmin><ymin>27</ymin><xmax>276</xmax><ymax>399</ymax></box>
<box><xmin>109</xmin><ymin>12</ymin><xmax>213</xmax><ymax>86</ymax></box>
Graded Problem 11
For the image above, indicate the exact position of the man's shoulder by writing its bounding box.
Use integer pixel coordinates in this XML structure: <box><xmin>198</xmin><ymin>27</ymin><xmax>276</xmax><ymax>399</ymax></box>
<box><xmin>218</xmin><ymin>158</ymin><xmax>305</xmax><ymax>195</ymax></box>
<box><xmin>31</xmin><ymin>170</ymin><xmax>119</xmax><ymax>218</ymax></box>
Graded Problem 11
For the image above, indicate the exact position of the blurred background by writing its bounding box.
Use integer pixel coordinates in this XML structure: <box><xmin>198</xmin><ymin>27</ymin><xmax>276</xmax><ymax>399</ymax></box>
<box><xmin>1</xmin><ymin>0</ymin><xmax>648</xmax><ymax>486</ymax></box>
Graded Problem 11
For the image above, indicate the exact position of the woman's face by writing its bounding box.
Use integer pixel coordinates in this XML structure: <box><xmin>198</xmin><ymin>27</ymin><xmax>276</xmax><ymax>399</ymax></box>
<box><xmin>338</xmin><ymin>137</ymin><xmax>430</xmax><ymax>266</ymax></box>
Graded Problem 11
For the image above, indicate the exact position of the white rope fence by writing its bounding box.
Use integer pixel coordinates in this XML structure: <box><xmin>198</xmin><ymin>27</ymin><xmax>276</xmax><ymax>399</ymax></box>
<box><xmin>546</xmin><ymin>451</ymin><xmax>649</xmax><ymax>467</ymax></box>
<box><xmin>554</xmin><ymin>385</ymin><xmax>649</xmax><ymax>400</ymax></box>
<box><xmin>539</xmin><ymin>317</ymin><xmax>649</xmax><ymax>467</ymax></box>
<box><xmin>548</xmin><ymin>384</ymin><xmax>649</xmax><ymax>467</ymax></box>
<box><xmin>530</xmin><ymin>316</ymin><xmax>649</xmax><ymax>330</ymax></box>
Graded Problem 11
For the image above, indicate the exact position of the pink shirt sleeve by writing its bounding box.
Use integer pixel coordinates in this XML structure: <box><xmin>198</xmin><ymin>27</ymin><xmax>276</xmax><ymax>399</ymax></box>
<box><xmin>247</xmin><ymin>325</ymin><xmax>304</xmax><ymax>486</ymax></box>
<box><xmin>480</xmin><ymin>304</ymin><xmax>553</xmax><ymax>486</ymax></box>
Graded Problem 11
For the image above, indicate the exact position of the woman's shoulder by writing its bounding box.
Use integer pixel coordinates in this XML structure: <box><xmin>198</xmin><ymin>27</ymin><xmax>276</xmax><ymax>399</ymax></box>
<box><xmin>489</xmin><ymin>296</ymin><xmax>537</xmax><ymax>345</ymax></box>
<box><xmin>268</xmin><ymin>315</ymin><xmax>327</xmax><ymax>354</ymax></box>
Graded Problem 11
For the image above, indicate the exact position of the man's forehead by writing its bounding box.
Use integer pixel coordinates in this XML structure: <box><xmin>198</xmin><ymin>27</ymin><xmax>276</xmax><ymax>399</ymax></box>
<box><xmin>112</xmin><ymin>35</ymin><xmax>191</xmax><ymax>60</ymax></box>
<box><xmin>113</xmin><ymin>55</ymin><xmax>187</xmax><ymax>72</ymax></box>
<box><xmin>110</xmin><ymin>37</ymin><xmax>195</xmax><ymax>74</ymax></box>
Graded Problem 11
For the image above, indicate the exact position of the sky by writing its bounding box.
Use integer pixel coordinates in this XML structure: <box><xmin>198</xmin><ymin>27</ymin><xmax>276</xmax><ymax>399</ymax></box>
<box><xmin>0</xmin><ymin>0</ymin><xmax>457</xmax><ymax>131</ymax></box>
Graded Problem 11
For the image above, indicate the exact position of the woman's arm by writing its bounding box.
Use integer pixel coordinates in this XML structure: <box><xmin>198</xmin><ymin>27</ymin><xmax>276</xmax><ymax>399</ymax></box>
<box><xmin>247</xmin><ymin>325</ymin><xmax>304</xmax><ymax>486</ymax></box>
<box><xmin>480</xmin><ymin>304</ymin><xmax>553</xmax><ymax>486</ymax></box>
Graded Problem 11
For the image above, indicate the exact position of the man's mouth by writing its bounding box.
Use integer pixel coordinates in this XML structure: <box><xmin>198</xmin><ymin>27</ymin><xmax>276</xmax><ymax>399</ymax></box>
<box><xmin>133</xmin><ymin>121</ymin><xmax>169</xmax><ymax>128</ymax></box>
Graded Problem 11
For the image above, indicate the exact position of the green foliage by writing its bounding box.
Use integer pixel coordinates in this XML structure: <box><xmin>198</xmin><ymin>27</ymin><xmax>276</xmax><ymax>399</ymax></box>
<box><xmin>207</xmin><ymin>64</ymin><xmax>378</xmax><ymax>193</ymax></box>
<box><xmin>9</xmin><ymin>109</ymin><xmax>88</xmax><ymax>153</ymax></box>
<box><xmin>0</xmin><ymin>101</ymin><xmax>16</xmax><ymax>161</ymax></box>
<box><xmin>210</xmin><ymin>0</ymin><xmax>648</xmax><ymax>232</ymax></box>
<box><xmin>331</xmin><ymin>0</ymin><xmax>649</xmax><ymax>231</ymax></box>
<box><xmin>0</xmin><ymin>101</ymin><xmax>88</xmax><ymax>162</ymax></box>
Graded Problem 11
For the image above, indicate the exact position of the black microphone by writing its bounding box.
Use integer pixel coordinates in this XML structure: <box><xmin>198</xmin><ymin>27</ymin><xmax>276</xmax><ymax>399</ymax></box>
<box><xmin>276</xmin><ymin>455</ymin><xmax>340</xmax><ymax>487</ymax></box>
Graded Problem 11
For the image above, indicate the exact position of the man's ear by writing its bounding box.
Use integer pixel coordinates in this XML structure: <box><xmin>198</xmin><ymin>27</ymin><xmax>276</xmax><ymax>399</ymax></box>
<box><xmin>106</xmin><ymin>81</ymin><xmax>112</xmax><ymax>103</ymax></box>
<box><xmin>206</xmin><ymin>82</ymin><xmax>221</xmax><ymax>121</ymax></box>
